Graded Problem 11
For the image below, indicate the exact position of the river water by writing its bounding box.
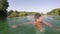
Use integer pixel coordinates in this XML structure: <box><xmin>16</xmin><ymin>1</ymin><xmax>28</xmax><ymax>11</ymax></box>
<box><xmin>0</xmin><ymin>16</ymin><xmax>60</xmax><ymax>34</ymax></box>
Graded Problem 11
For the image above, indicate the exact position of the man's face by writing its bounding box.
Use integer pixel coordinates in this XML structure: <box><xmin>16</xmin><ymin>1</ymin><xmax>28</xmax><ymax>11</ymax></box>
<box><xmin>36</xmin><ymin>16</ymin><xmax>42</xmax><ymax>22</ymax></box>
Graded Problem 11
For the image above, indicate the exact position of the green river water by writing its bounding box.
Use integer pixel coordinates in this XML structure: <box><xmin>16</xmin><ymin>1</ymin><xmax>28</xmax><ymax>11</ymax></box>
<box><xmin>0</xmin><ymin>16</ymin><xmax>60</xmax><ymax>34</ymax></box>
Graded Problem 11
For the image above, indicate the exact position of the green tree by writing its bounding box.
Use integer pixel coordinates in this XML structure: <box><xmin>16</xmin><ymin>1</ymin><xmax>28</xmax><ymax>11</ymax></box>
<box><xmin>8</xmin><ymin>10</ymin><xmax>19</xmax><ymax>17</ymax></box>
<box><xmin>0</xmin><ymin>0</ymin><xmax>9</xmax><ymax>19</ymax></box>
<box><xmin>19</xmin><ymin>12</ymin><xmax>26</xmax><ymax>16</ymax></box>
<box><xmin>9</xmin><ymin>12</ymin><xmax>17</xmax><ymax>17</ymax></box>
<box><xmin>0</xmin><ymin>0</ymin><xmax>9</xmax><ymax>10</ymax></box>
<box><xmin>47</xmin><ymin>8</ymin><xmax>60</xmax><ymax>15</ymax></box>
<box><xmin>8</xmin><ymin>10</ymin><xmax>13</xmax><ymax>16</ymax></box>
<box><xmin>15</xmin><ymin>10</ymin><xmax>19</xmax><ymax>17</ymax></box>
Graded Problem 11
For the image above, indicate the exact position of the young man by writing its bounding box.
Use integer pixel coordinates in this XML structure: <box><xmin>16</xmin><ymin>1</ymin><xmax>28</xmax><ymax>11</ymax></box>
<box><xmin>11</xmin><ymin>13</ymin><xmax>60</xmax><ymax>33</ymax></box>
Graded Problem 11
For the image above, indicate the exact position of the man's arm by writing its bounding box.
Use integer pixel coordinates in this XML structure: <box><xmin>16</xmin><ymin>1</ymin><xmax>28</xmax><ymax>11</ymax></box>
<box><xmin>11</xmin><ymin>21</ymin><xmax>33</xmax><ymax>28</ymax></box>
<box><xmin>44</xmin><ymin>21</ymin><xmax>54</xmax><ymax>28</ymax></box>
<box><xmin>17</xmin><ymin>21</ymin><xmax>33</xmax><ymax>26</ymax></box>
<box><xmin>44</xmin><ymin>21</ymin><xmax>60</xmax><ymax>31</ymax></box>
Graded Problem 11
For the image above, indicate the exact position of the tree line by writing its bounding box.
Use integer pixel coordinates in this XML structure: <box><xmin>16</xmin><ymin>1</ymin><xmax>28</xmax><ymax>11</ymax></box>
<box><xmin>47</xmin><ymin>8</ymin><xmax>60</xmax><ymax>15</ymax></box>
<box><xmin>7</xmin><ymin>10</ymin><xmax>40</xmax><ymax>18</ymax></box>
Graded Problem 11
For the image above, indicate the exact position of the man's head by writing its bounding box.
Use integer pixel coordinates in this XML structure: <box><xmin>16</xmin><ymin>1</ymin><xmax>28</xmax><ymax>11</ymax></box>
<box><xmin>34</xmin><ymin>13</ymin><xmax>41</xmax><ymax>19</ymax></box>
<box><xmin>34</xmin><ymin>13</ymin><xmax>42</xmax><ymax>21</ymax></box>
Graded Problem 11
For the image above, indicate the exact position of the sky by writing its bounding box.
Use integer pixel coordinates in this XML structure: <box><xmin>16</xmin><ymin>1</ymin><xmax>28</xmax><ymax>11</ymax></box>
<box><xmin>7</xmin><ymin>0</ymin><xmax>60</xmax><ymax>14</ymax></box>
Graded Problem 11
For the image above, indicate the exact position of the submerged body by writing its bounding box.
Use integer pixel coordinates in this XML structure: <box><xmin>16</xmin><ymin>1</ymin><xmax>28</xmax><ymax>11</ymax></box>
<box><xmin>34</xmin><ymin>19</ymin><xmax>43</xmax><ymax>31</ymax></box>
<box><xmin>11</xmin><ymin>13</ymin><xmax>50</xmax><ymax>31</ymax></box>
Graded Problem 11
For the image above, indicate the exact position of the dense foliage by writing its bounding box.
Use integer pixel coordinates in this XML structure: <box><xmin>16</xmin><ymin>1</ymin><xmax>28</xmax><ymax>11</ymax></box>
<box><xmin>47</xmin><ymin>8</ymin><xmax>60</xmax><ymax>15</ymax></box>
<box><xmin>0</xmin><ymin>0</ymin><xmax>9</xmax><ymax>10</ymax></box>
<box><xmin>0</xmin><ymin>0</ymin><xmax>9</xmax><ymax>19</ymax></box>
<box><xmin>7</xmin><ymin>10</ymin><xmax>40</xmax><ymax>18</ymax></box>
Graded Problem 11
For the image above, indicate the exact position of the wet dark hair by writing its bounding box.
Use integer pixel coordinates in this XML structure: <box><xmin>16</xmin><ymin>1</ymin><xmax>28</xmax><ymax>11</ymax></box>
<box><xmin>34</xmin><ymin>13</ymin><xmax>41</xmax><ymax>19</ymax></box>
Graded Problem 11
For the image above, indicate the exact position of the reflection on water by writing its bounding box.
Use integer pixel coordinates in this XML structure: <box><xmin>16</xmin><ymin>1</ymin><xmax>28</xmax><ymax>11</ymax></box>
<box><xmin>0</xmin><ymin>16</ymin><xmax>60</xmax><ymax>34</ymax></box>
<box><xmin>0</xmin><ymin>19</ymin><xmax>8</xmax><ymax>34</ymax></box>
